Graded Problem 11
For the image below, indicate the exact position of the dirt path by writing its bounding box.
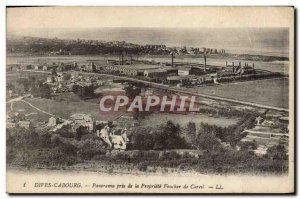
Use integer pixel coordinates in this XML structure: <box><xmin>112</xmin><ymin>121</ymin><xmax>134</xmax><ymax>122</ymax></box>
<box><xmin>20</xmin><ymin>99</ymin><xmax>55</xmax><ymax>117</ymax></box>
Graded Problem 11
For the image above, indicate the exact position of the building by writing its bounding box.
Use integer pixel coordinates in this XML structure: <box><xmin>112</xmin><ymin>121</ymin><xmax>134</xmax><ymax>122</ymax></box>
<box><xmin>106</xmin><ymin>64</ymin><xmax>160</xmax><ymax>77</ymax></box>
<box><xmin>189</xmin><ymin>67</ymin><xmax>205</xmax><ymax>75</ymax></box>
<box><xmin>255</xmin><ymin>116</ymin><xmax>264</xmax><ymax>125</ymax></box>
<box><xmin>46</xmin><ymin>76</ymin><xmax>56</xmax><ymax>83</ymax></box>
<box><xmin>7</xmin><ymin>119</ymin><xmax>16</xmax><ymax>128</ymax></box>
<box><xmin>7</xmin><ymin>64</ymin><xmax>20</xmax><ymax>71</ymax></box>
<box><xmin>143</xmin><ymin>69</ymin><xmax>167</xmax><ymax>78</ymax></box>
<box><xmin>70</xmin><ymin>113</ymin><xmax>95</xmax><ymax>132</ymax></box>
<box><xmin>167</xmin><ymin>75</ymin><xmax>201</xmax><ymax>85</ymax></box>
<box><xmin>43</xmin><ymin>65</ymin><xmax>53</xmax><ymax>71</ymax></box>
<box><xmin>20</xmin><ymin>64</ymin><xmax>33</xmax><ymax>70</ymax></box>
<box><xmin>165</xmin><ymin>68</ymin><xmax>178</xmax><ymax>76</ymax></box>
<box><xmin>178</xmin><ymin>67</ymin><xmax>191</xmax><ymax>76</ymax></box>
<box><xmin>47</xmin><ymin>117</ymin><xmax>59</xmax><ymax>127</ymax></box>
<box><xmin>111</xmin><ymin>128</ymin><xmax>129</xmax><ymax>151</ymax></box>
<box><xmin>85</xmin><ymin>62</ymin><xmax>96</xmax><ymax>72</ymax></box>
<box><xmin>34</xmin><ymin>65</ymin><xmax>43</xmax><ymax>70</ymax></box>
<box><xmin>97</xmin><ymin>126</ymin><xmax>129</xmax><ymax>151</ymax></box>
<box><xmin>17</xmin><ymin>121</ymin><xmax>32</xmax><ymax>129</ymax></box>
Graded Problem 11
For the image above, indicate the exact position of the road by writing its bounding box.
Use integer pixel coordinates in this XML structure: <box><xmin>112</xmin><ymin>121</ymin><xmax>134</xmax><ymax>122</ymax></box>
<box><xmin>7</xmin><ymin>94</ymin><xmax>57</xmax><ymax>118</ymax></box>
<box><xmin>6</xmin><ymin>94</ymin><xmax>32</xmax><ymax>111</ymax></box>
<box><xmin>20</xmin><ymin>99</ymin><xmax>55</xmax><ymax>117</ymax></box>
<box><xmin>23</xmin><ymin>69</ymin><xmax>289</xmax><ymax>112</ymax></box>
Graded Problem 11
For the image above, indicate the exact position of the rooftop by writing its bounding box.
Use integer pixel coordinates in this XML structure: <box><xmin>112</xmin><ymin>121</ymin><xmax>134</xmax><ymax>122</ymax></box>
<box><xmin>115</xmin><ymin>64</ymin><xmax>160</xmax><ymax>70</ymax></box>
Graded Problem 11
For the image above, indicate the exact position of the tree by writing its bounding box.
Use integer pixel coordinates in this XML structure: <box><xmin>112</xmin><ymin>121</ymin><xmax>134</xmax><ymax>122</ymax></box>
<box><xmin>266</xmin><ymin>145</ymin><xmax>288</xmax><ymax>160</ymax></box>
<box><xmin>124</xmin><ymin>85</ymin><xmax>141</xmax><ymax>99</ymax></box>
<box><xmin>152</xmin><ymin>121</ymin><xmax>188</xmax><ymax>150</ymax></box>
<box><xmin>186</xmin><ymin>122</ymin><xmax>196</xmax><ymax>144</ymax></box>
<box><xmin>39</xmin><ymin>84</ymin><xmax>51</xmax><ymax>98</ymax></box>
<box><xmin>75</xmin><ymin>126</ymin><xmax>89</xmax><ymax>141</ymax></box>
<box><xmin>129</xmin><ymin>127</ymin><xmax>154</xmax><ymax>150</ymax></box>
<box><xmin>63</xmin><ymin>73</ymin><xmax>71</xmax><ymax>81</ymax></box>
<box><xmin>51</xmin><ymin>68</ymin><xmax>57</xmax><ymax>76</ymax></box>
<box><xmin>72</xmin><ymin>85</ymin><xmax>95</xmax><ymax>99</ymax></box>
<box><xmin>6</xmin><ymin>83</ymin><xmax>15</xmax><ymax>91</ymax></box>
<box><xmin>17</xmin><ymin>78</ymin><xmax>30</xmax><ymax>92</ymax></box>
<box><xmin>196</xmin><ymin>123</ymin><xmax>221</xmax><ymax>153</ymax></box>
<box><xmin>238</xmin><ymin>140</ymin><xmax>258</xmax><ymax>151</ymax></box>
<box><xmin>28</xmin><ymin>76</ymin><xmax>36</xmax><ymax>87</ymax></box>
<box><xmin>77</xmin><ymin>139</ymin><xmax>107</xmax><ymax>160</ymax></box>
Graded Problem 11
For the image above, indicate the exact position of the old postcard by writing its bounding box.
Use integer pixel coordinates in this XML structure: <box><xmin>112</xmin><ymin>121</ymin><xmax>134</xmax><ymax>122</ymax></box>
<box><xmin>6</xmin><ymin>6</ymin><xmax>294</xmax><ymax>194</ymax></box>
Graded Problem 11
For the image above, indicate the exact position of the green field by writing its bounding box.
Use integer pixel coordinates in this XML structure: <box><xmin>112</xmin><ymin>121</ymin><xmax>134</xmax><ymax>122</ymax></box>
<box><xmin>17</xmin><ymin>97</ymin><xmax>123</xmax><ymax>122</ymax></box>
<box><xmin>141</xmin><ymin>113</ymin><xmax>238</xmax><ymax>128</ymax></box>
<box><xmin>188</xmin><ymin>78</ymin><xmax>289</xmax><ymax>109</ymax></box>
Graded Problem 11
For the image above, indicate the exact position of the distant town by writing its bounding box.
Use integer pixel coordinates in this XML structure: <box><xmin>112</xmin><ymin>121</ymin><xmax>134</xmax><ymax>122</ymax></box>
<box><xmin>7</xmin><ymin>36</ymin><xmax>289</xmax><ymax>62</ymax></box>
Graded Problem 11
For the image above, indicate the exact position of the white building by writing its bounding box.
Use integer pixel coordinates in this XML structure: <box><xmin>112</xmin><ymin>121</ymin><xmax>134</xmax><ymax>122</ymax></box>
<box><xmin>178</xmin><ymin>67</ymin><xmax>191</xmax><ymax>76</ymax></box>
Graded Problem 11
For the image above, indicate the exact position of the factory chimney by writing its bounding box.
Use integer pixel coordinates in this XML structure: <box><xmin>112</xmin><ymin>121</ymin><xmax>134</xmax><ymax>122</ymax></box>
<box><xmin>226</xmin><ymin>61</ymin><xmax>228</xmax><ymax>67</ymax></box>
<box><xmin>232</xmin><ymin>62</ymin><xmax>235</xmax><ymax>72</ymax></box>
<box><xmin>121</xmin><ymin>53</ymin><xmax>124</xmax><ymax>65</ymax></box>
<box><xmin>239</xmin><ymin>62</ymin><xmax>242</xmax><ymax>77</ymax></box>
<box><xmin>252</xmin><ymin>63</ymin><xmax>255</xmax><ymax>72</ymax></box>
<box><xmin>204</xmin><ymin>55</ymin><xmax>207</xmax><ymax>73</ymax></box>
<box><xmin>171</xmin><ymin>53</ymin><xmax>174</xmax><ymax>67</ymax></box>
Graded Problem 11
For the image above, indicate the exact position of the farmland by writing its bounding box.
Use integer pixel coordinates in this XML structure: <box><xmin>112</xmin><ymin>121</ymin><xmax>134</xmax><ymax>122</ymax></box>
<box><xmin>141</xmin><ymin>113</ymin><xmax>238</xmax><ymax>128</ymax></box>
<box><xmin>15</xmin><ymin>97</ymin><xmax>124</xmax><ymax>122</ymax></box>
<box><xmin>186</xmin><ymin>78</ymin><xmax>289</xmax><ymax>109</ymax></box>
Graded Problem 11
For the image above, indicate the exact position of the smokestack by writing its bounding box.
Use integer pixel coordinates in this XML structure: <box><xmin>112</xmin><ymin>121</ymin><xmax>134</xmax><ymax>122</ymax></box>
<box><xmin>171</xmin><ymin>53</ymin><xmax>174</xmax><ymax>67</ymax></box>
<box><xmin>239</xmin><ymin>62</ymin><xmax>242</xmax><ymax>77</ymax></box>
<box><xmin>204</xmin><ymin>55</ymin><xmax>207</xmax><ymax>73</ymax></box>
<box><xmin>226</xmin><ymin>61</ymin><xmax>227</xmax><ymax>67</ymax></box>
<box><xmin>121</xmin><ymin>53</ymin><xmax>124</xmax><ymax>65</ymax></box>
<box><xmin>232</xmin><ymin>62</ymin><xmax>235</xmax><ymax>72</ymax></box>
<box><xmin>252</xmin><ymin>63</ymin><xmax>255</xmax><ymax>71</ymax></box>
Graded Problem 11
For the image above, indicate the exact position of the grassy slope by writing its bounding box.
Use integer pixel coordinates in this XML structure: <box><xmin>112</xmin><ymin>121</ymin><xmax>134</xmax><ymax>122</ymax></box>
<box><xmin>188</xmin><ymin>78</ymin><xmax>289</xmax><ymax>109</ymax></box>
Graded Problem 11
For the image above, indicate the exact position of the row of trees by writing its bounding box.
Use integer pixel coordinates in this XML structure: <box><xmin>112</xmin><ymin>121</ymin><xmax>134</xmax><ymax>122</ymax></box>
<box><xmin>72</xmin><ymin>84</ymin><xmax>96</xmax><ymax>99</ymax></box>
<box><xmin>128</xmin><ymin>121</ymin><xmax>189</xmax><ymax>150</ymax></box>
<box><xmin>16</xmin><ymin>76</ymin><xmax>51</xmax><ymax>98</ymax></box>
<box><xmin>6</xmin><ymin>116</ymin><xmax>288</xmax><ymax>174</ymax></box>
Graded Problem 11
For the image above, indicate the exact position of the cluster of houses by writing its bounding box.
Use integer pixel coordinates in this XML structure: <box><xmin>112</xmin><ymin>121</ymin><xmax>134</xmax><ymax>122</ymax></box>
<box><xmin>48</xmin><ymin>113</ymin><xmax>130</xmax><ymax>151</ymax></box>
<box><xmin>240</xmin><ymin>114</ymin><xmax>289</xmax><ymax>156</ymax></box>
<box><xmin>45</xmin><ymin>69</ymin><xmax>103</xmax><ymax>93</ymax></box>
<box><xmin>6</xmin><ymin>111</ymin><xmax>32</xmax><ymax>129</ymax></box>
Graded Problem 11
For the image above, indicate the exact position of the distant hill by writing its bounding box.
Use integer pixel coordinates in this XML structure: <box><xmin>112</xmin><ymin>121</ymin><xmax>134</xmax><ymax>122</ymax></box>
<box><xmin>8</xmin><ymin>27</ymin><xmax>290</xmax><ymax>57</ymax></box>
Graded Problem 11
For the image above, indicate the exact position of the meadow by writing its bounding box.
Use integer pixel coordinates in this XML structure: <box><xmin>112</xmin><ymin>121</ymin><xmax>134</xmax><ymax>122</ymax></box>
<box><xmin>188</xmin><ymin>78</ymin><xmax>289</xmax><ymax>109</ymax></box>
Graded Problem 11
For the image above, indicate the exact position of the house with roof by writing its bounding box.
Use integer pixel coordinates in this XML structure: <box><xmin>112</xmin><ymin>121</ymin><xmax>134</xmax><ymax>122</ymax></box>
<box><xmin>178</xmin><ymin>67</ymin><xmax>191</xmax><ymax>76</ymax></box>
<box><xmin>34</xmin><ymin>65</ymin><xmax>43</xmax><ymax>70</ymax></box>
<box><xmin>70</xmin><ymin>113</ymin><xmax>95</xmax><ymax>132</ymax></box>
<box><xmin>43</xmin><ymin>65</ymin><xmax>53</xmax><ymax>71</ymax></box>
<box><xmin>143</xmin><ymin>68</ymin><xmax>167</xmax><ymax>78</ymax></box>
<box><xmin>17</xmin><ymin>121</ymin><xmax>32</xmax><ymax>129</ymax></box>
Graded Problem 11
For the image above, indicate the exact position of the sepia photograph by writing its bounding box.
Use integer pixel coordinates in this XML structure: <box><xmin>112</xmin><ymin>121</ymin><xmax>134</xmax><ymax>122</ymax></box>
<box><xmin>5</xmin><ymin>6</ymin><xmax>294</xmax><ymax>194</ymax></box>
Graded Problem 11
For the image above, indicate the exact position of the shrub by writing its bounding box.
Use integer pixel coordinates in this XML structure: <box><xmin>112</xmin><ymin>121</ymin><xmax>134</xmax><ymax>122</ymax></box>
<box><xmin>77</xmin><ymin>139</ymin><xmax>107</xmax><ymax>160</ymax></box>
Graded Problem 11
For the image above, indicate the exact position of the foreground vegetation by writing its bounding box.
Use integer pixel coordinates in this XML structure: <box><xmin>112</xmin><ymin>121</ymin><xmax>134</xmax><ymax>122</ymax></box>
<box><xmin>7</xmin><ymin>118</ymin><xmax>288</xmax><ymax>175</ymax></box>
